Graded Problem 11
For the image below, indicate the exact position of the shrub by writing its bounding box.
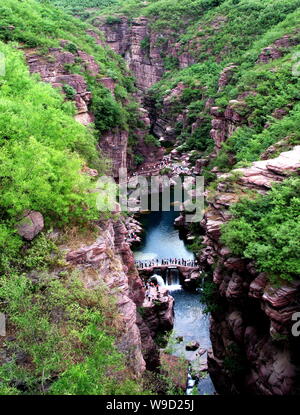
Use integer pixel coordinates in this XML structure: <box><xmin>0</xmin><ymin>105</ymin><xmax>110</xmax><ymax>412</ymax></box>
<box><xmin>140</xmin><ymin>36</ymin><xmax>150</xmax><ymax>55</ymax></box>
<box><xmin>221</xmin><ymin>177</ymin><xmax>300</xmax><ymax>283</ymax></box>
<box><xmin>134</xmin><ymin>153</ymin><xmax>144</xmax><ymax>165</ymax></box>
<box><xmin>63</xmin><ymin>42</ymin><xmax>78</xmax><ymax>54</ymax></box>
<box><xmin>0</xmin><ymin>272</ymin><xmax>144</xmax><ymax>395</ymax></box>
<box><xmin>105</xmin><ymin>16</ymin><xmax>122</xmax><ymax>25</ymax></box>
<box><xmin>144</xmin><ymin>134</ymin><xmax>161</xmax><ymax>147</ymax></box>
<box><xmin>62</xmin><ymin>83</ymin><xmax>77</xmax><ymax>99</ymax></box>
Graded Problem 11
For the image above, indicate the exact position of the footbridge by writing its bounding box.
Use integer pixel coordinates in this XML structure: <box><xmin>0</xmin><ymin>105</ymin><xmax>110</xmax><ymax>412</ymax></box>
<box><xmin>135</xmin><ymin>259</ymin><xmax>201</xmax><ymax>290</ymax></box>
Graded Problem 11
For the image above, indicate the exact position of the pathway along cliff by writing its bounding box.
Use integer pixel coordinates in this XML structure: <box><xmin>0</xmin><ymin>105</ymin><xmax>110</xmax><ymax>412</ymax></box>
<box><xmin>133</xmin><ymin>209</ymin><xmax>216</xmax><ymax>395</ymax></box>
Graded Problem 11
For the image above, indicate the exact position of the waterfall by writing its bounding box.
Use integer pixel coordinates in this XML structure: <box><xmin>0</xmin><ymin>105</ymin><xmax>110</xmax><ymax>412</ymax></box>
<box><xmin>165</xmin><ymin>268</ymin><xmax>181</xmax><ymax>291</ymax></box>
<box><xmin>150</xmin><ymin>274</ymin><xmax>165</xmax><ymax>286</ymax></box>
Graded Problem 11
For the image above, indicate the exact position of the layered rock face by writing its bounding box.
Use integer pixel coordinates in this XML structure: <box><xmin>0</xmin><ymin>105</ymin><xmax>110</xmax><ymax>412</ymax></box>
<box><xmin>96</xmin><ymin>16</ymin><xmax>195</xmax><ymax>93</ymax></box>
<box><xmin>209</xmin><ymin>99</ymin><xmax>245</xmax><ymax>154</ymax></box>
<box><xmin>25</xmin><ymin>44</ymin><xmax>132</xmax><ymax>177</ymax></box>
<box><xmin>66</xmin><ymin>219</ymin><xmax>147</xmax><ymax>375</ymax></box>
<box><xmin>97</xmin><ymin>17</ymin><xmax>170</xmax><ymax>170</ymax></box>
<box><xmin>97</xmin><ymin>16</ymin><xmax>197</xmax><ymax>152</ymax></box>
<box><xmin>199</xmin><ymin>147</ymin><xmax>300</xmax><ymax>395</ymax></box>
<box><xmin>25</xmin><ymin>45</ymin><xmax>97</xmax><ymax>125</ymax></box>
<box><xmin>100</xmin><ymin>129</ymin><xmax>129</xmax><ymax>177</ymax></box>
<box><xmin>65</xmin><ymin>218</ymin><xmax>176</xmax><ymax>373</ymax></box>
<box><xmin>97</xmin><ymin>17</ymin><xmax>164</xmax><ymax>92</ymax></box>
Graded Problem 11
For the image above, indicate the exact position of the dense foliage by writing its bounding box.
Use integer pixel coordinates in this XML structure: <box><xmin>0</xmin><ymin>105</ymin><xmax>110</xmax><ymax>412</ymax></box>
<box><xmin>40</xmin><ymin>0</ymin><xmax>118</xmax><ymax>17</ymax></box>
<box><xmin>0</xmin><ymin>0</ymin><xmax>139</xmax><ymax>128</ymax></box>
<box><xmin>0</xmin><ymin>0</ymin><xmax>142</xmax><ymax>273</ymax></box>
<box><xmin>96</xmin><ymin>0</ymin><xmax>300</xmax><ymax>164</ymax></box>
<box><xmin>0</xmin><ymin>270</ymin><xmax>144</xmax><ymax>395</ymax></box>
<box><xmin>0</xmin><ymin>0</ymin><xmax>145</xmax><ymax>395</ymax></box>
<box><xmin>0</xmin><ymin>41</ymin><xmax>103</xmax><ymax>272</ymax></box>
<box><xmin>221</xmin><ymin>177</ymin><xmax>300</xmax><ymax>283</ymax></box>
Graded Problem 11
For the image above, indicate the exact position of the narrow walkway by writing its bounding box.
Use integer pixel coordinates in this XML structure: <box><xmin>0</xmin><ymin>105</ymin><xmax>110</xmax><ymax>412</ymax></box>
<box><xmin>136</xmin><ymin>258</ymin><xmax>198</xmax><ymax>269</ymax></box>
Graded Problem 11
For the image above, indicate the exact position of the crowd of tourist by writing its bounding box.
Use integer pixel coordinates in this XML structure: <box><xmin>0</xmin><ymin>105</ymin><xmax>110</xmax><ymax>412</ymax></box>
<box><xmin>131</xmin><ymin>154</ymin><xmax>193</xmax><ymax>177</ymax></box>
<box><xmin>135</xmin><ymin>258</ymin><xmax>198</xmax><ymax>268</ymax></box>
<box><xmin>144</xmin><ymin>280</ymin><xmax>161</xmax><ymax>302</ymax></box>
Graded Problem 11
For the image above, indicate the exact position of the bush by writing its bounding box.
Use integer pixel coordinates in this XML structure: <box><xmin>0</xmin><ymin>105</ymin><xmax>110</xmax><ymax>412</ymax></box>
<box><xmin>0</xmin><ymin>272</ymin><xmax>144</xmax><ymax>395</ymax></box>
<box><xmin>221</xmin><ymin>177</ymin><xmax>300</xmax><ymax>283</ymax></box>
<box><xmin>105</xmin><ymin>16</ymin><xmax>122</xmax><ymax>25</ymax></box>
<box><xmin>91</xmin><ymin>89</ymin><xmax>127</xmax><ymax>133</ymax></box>
<box><xmin>134</xmin><ymin>153</ymin><xmax>144</xmax><ymax>165</ymax></box>
<box><xmin>62</xmin><ymin>83</ymin><xmax>77</xmax><ymax>99</ymax></box>
<box><xmin>144</xmin><ymin>134</ymin><xmax>161</xmax><ymax>147</ymax></box>
<box><xmin>140</xmin><ymin>36</ymin><xmax>150</xmax><ymax>55</ymax></box>
<box><xmin>201</xmin><ymin>279</ymin><xmax>221</xmax><ymax>314</ymax></box>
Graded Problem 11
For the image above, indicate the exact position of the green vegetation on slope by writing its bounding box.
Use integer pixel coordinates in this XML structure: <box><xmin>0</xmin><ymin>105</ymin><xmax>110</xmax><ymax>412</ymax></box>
<box><xmin>146</xmin><ymin>0</ymin><xmax>300</xmax><ymax>165</ymax></box>
<box><xmin>0</xmin><ymin>0</ymin><xmax>146</xmax><ymax>395</ymax></box>
<box><xmin>221</xmin><ymin>177</ymin><xmax>300</xmax><ymax>283</ymax></box>
<box><xmin>44</xmin><ymin>0</ymin><xmax>300</xmax><ymax>165</ymax></box>
<box><xmin>0</xmin><ymin>41</ymin><xmax>102</xmax><ymax>272</ymax></box>
<box><xmin>41</xmin><ymin>0</ymin><xmax>118</xmax><ymax>16</ymax></box>
<box><xmin>0</xmin><ymin>270</ymin><xmax>145</xmax><ymax>395</ymax></box>
<box><xmin>0</xmin><ymin>0</ymin><xmax>140</xmax><ymax>131</ymax></box>
<box><xmin>0</xmin><ymin>0</ymin><xmax>143</xmax><ymax>273</ymax></box>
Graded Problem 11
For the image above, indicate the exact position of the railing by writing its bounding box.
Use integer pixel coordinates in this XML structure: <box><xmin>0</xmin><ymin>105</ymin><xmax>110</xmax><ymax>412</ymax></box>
<box><xmin>135</xmin><ymin>258</ymin><xmax>198</xmax><ymax>269</ymax></box>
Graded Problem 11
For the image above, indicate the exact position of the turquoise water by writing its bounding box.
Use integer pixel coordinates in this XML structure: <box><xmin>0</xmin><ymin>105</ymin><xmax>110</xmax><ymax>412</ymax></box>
<box><xmin>134</xmin><ymin>210</ymin><xmax>216</xmax><ymax>395</ymax></box>
<box><xmin>133</xmin><ymin>211</ymin><xmax>194</xmax><ymax>262</ymax></box>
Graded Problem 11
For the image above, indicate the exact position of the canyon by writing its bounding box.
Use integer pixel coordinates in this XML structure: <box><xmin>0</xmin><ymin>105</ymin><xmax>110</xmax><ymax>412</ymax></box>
<box><xmin>96</xmin><ymin>15</ymin><xmax>300</xmax><ymax>395</ymax></box>
<box><xmin>1</xmin><ymin>0</ymin><xmax>300</xmax><ymax>396</ymax></box>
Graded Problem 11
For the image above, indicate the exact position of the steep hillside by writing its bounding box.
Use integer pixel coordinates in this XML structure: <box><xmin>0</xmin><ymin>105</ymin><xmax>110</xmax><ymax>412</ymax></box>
<box><xmin>86</xmin><ymin>1</ymin><xmax>300</xmax><ymax>171</ymax></box>
<box><xmin>0</xmin><ymin>0</ymin><xmax>299</xmax><ymax>396</ymax></box>
<box><xmin>86</xmin><ymin>0</ymin><xmax>300</xmax><ymax>395</ymax></box>
<box><xmin>0</xmin><ymin>0</ymin><xmax>158</xmax><ymax>395</ymax></box>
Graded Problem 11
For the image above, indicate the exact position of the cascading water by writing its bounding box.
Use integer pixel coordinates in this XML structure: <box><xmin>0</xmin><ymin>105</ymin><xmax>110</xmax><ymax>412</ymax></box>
<box><xmin>165</xmin><ymin>269</ymin><xmax>181</xmax><ymax>291</ymax></box>
<box><xmin>134</xmin><ymin>209</ymin><xmax>216</xmax><ymax>395</ymax></box>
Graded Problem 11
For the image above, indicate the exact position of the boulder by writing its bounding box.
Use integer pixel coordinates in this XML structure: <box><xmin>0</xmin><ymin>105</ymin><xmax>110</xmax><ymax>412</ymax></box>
<box><xmin>16</xmin><ymin>211</ymin><xmax>44</xmax><ymax>241</ymax></box>
<box><xmin>186</xmin><ymin>341</ymin><xmax>200</xmax><ymax>351</ymax></box>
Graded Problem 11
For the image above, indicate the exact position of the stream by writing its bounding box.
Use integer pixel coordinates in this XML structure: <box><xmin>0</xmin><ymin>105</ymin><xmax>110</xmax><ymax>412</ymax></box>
<box><xmin>133</xmin><ymin>210</ymin><xmax>216</xmax><ymax>395</ymax></box>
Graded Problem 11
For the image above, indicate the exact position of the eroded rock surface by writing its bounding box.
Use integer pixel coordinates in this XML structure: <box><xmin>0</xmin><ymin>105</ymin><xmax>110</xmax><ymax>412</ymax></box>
<box><xmin>65</xmin><ymin>218</ymin><xmax>175</xmax><ymax>374</ymax></box>
<box><xmin>199</xmin><ymin>147</ymin><xmax>300</xmax><ymax>395</ymax></box>
<box><xmin>25</xmin><ymin>45</ymin><xmax>97</xmax><ymax>125</ymax></box>
<box><xmin>16</xmin><ymin>211</ymin><xmax>44</xmax><ymax>241</ymax></box>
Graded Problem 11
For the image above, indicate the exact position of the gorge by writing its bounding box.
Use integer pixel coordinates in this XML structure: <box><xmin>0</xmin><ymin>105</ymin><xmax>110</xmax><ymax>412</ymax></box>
<box><xmin>0</xmin><ymin>0</ymin><xmax>299</xmax><ymax>397</ymax></box>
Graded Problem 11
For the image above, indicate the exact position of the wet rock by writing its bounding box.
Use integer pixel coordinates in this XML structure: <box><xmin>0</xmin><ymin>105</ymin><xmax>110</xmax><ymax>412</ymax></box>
<box><xmin>197</xmin><ymin>348</ymin><xmax>207</xmax><ymax>357</ymax></box>
<box><xmin>186</xmin><ymin>341</ymin><xmax>200</xmax><ymax>351</ymax></box>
